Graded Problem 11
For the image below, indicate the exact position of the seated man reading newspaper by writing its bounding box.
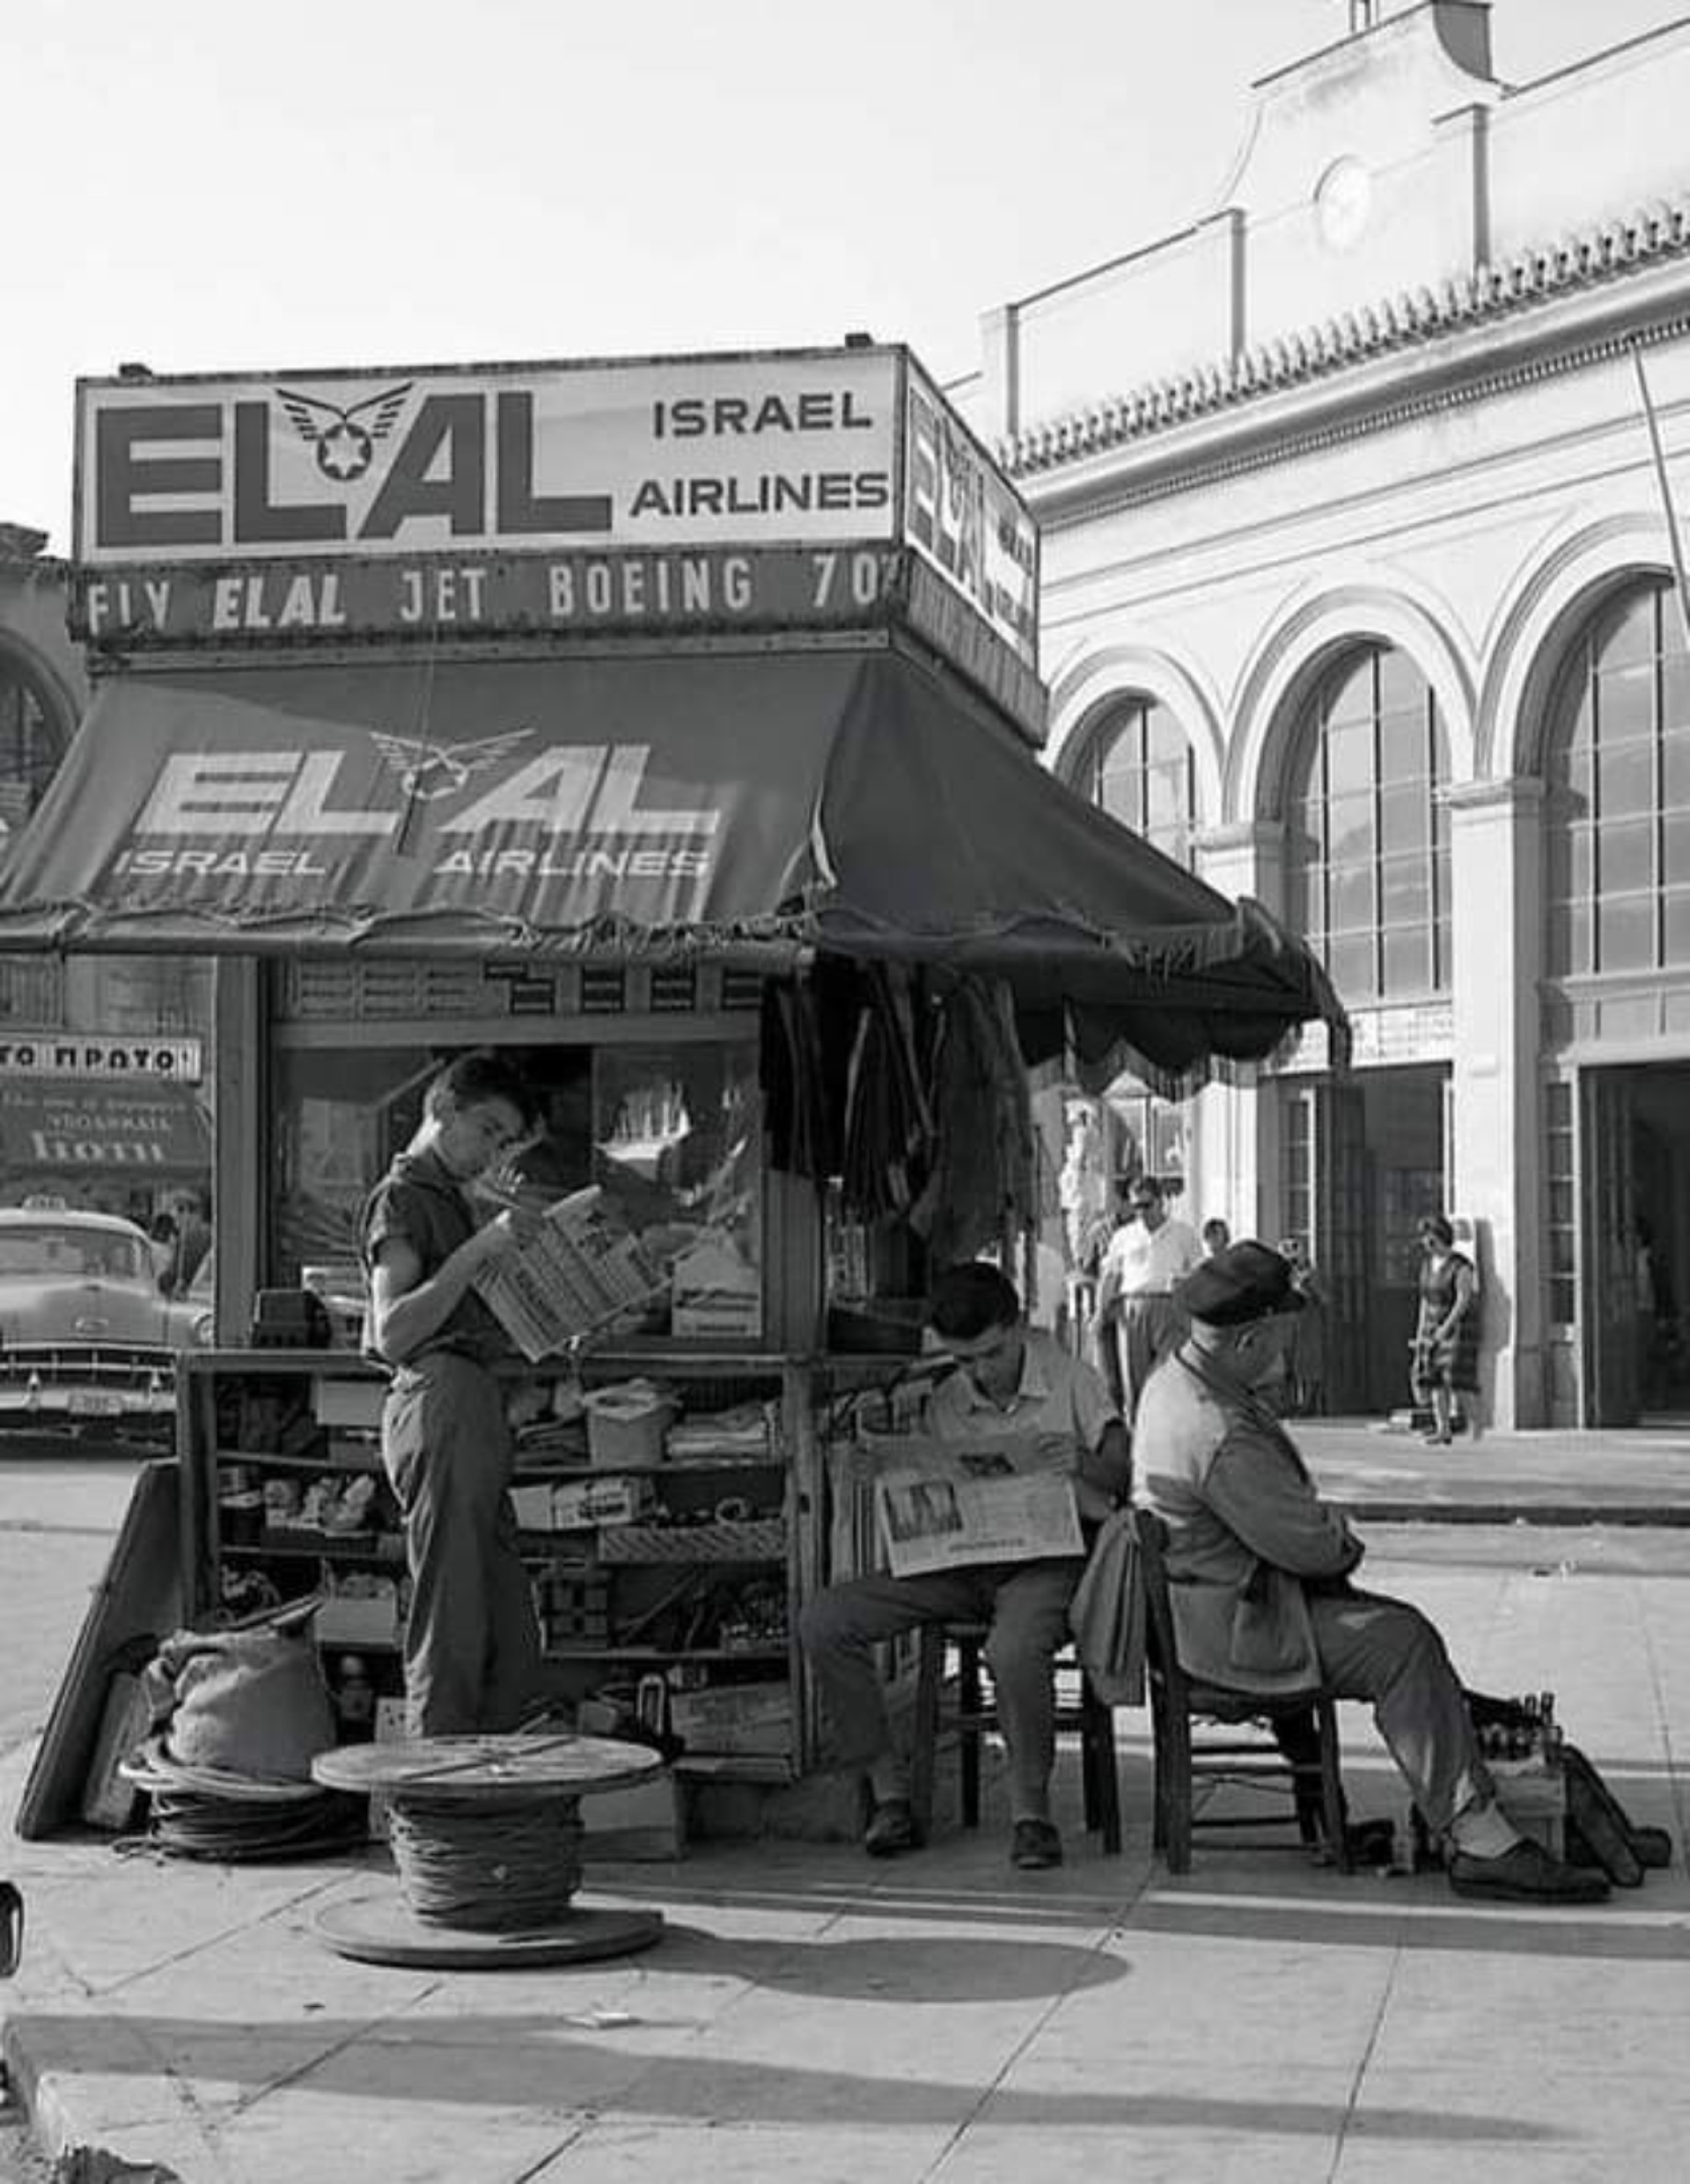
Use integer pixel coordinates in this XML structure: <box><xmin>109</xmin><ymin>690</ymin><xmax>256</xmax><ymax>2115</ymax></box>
<box><xmin>801</xmin><ymin>1261</ymin><xmax>1131</xmax><ymax>1870</ymax></box>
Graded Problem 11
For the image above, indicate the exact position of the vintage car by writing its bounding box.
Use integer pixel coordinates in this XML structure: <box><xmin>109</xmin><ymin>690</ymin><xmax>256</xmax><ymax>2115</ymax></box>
<box><xmin>0</xmin><ymin>1205</ymin><xmax>208</xmax><ymax>1439</ymax></box>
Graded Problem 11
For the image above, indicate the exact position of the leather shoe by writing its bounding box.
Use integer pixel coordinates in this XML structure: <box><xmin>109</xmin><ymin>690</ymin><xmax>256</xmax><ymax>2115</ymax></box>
<box><xmin>1010</xmin><ymin>1818</ymin><xmax>1063</xmax><ymax>1871</ymax></box>
<box><xmin>1630</xmin><ymin>1825</ymin><xmax>1673</xmax><ymax>1870</ymax></box>
<box><xmin>1448</xmin><ymin>1835</ymin><xmax>1610</xmax><ymax>1904</ymax></box>
<box><xmin>863</xmin><ymin>1798</ymin><xmax>920</xmax><ymax>1858</ymax></box>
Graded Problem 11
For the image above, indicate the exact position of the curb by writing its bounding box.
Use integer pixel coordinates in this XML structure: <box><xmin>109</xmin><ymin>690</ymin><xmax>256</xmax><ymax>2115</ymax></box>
<box><xmin>1326</xmin><ymin>1497</ymin><xmax>1690</xmax><ymax>1528</ymax></box>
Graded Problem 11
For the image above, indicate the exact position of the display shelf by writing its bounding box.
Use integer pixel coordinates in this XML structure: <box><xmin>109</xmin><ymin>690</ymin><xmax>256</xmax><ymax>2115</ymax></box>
<box><xmin>217</xmin><ymin>1449</ymin><xmax>382</xmax><ymax>1472</ymax></box>
<box><xmin>223</xmin><ymin>1540</ymin><xmax>406</xmax><ymax>1564</ymax></box>
<box><xmin>540</xmin><ymin>1644</ymin><xmax>788</xmax><ymax>1663</ymax></box>
<box><xmin>513</xmin><ymin>1454</ymin><xmax>784</xmax><ymax>1475</ymax></box>
<box><xmin>179</xmin><ymin>1344</ymin><xmax>841</xmax><ymax>1784</ymax></box>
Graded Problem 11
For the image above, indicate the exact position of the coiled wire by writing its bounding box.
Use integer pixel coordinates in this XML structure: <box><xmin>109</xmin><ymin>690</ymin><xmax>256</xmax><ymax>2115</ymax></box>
<box><xmin>387</xmin><ymin>1791</ymin><xmax>584</xmax><ymax>1930</ymax></box>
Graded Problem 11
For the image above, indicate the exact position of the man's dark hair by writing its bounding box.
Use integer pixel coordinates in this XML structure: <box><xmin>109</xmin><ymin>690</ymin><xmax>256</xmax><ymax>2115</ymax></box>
<box><xmin>928</xmin><ymin>1261</ymin><xmax>1021</xmax><ymax>1342</ymax></box>
<box><xmin>426</xmin><ymin>1048</ymin><xmax>541</xmax><ymax>1133</ymax></box>
<box><xmin>1419</xmin><ymin>1213</ymin><xmax>1454</xmax><ymax>1248</ymax></box>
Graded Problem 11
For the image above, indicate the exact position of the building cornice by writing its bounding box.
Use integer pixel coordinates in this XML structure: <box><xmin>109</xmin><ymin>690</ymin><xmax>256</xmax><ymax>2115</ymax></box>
<box><xmin>1004</xmin><ymin>192</ymin><xmax>1690</xmax><ymax>521</ymax></box>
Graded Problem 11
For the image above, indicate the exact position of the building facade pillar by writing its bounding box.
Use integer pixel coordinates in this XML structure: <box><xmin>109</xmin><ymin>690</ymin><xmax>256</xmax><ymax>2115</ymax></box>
<box><xmin>1193</xmin><ymin>820</ymin><xmax>1287</xmax><ymax>1246</ymax></box>
<box><xmin>1444</xmin><ymin>776</ymin><xmax>1547</xmax><ymax>1429</ymax></box>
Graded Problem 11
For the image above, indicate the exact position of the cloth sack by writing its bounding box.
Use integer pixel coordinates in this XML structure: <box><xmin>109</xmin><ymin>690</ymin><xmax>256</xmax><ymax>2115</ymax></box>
<box><xmin>1067</xmin><ymin>1508</ymin><xmax>1146</xmax><ymax>1706</ymax></box>
<box><xmin>143</xmin><ymin>1606</ymin><xmax>335</xmax><ymax>1783</ymax></box>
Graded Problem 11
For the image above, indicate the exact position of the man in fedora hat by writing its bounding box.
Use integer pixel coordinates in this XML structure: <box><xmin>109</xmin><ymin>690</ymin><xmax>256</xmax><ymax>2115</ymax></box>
<box><xmin>1131</xmin><ymin>1239</ymin><xmax>1608</xmax><ymax>1904</ymax></box>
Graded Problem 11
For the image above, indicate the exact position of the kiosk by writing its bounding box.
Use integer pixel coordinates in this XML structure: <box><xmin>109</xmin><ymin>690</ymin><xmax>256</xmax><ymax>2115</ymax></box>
<box><xmin>2</xmin><ymin>342</ymin><xmax>1344</xmax><ymax>1837</ymax></box>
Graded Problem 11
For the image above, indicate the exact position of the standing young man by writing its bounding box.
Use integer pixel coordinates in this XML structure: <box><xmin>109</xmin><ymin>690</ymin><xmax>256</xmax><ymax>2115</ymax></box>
<box><xmin>361</xmin><ymin>1049</ymin><xmax>544</xmax><ymax>1739</ymax></box>
<box><xmin>802</xmin><ymin>1262</ymin><xmax>1130</xmax><ymax>1871</ymax></box>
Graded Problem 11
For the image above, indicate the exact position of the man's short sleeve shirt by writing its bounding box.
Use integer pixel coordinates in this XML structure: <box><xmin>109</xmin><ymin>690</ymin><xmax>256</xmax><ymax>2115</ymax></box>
<box><xmin>359</xmin><ymin>1146</ymin><xmax>510</xmax><ymax>1364</ymax></box>
<box><xmin>928</xmin><ymin>1327</ymin><xmax>1117</xmax><ymax>1452</ymax></box>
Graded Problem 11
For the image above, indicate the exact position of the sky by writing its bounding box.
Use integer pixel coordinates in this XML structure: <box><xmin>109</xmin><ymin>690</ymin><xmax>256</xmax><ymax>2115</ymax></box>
<box><xmin>6</xmin><ymin>0</ymin><xmax>1689</xmax><ymax>551</ymax></box>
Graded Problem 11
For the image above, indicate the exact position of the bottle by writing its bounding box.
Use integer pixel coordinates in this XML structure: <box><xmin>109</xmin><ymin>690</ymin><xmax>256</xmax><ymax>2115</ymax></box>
<box><xmin>334</xmin><ymin>1654</ymin><xmax>376</xmax><ymax>1740</ymax></box>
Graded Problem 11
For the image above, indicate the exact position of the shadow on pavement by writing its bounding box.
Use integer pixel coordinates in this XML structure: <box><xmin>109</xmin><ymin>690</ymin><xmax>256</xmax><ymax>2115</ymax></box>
<box><xmin>4</xmin><ymin>2009</ymin><xmax>1561</xmax><ymax>2145</ymax></box>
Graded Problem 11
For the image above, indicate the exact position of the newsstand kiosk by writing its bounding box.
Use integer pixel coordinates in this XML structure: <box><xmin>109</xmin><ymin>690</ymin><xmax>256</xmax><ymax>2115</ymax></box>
<box><xmin>5</xmin><ymin>342</ymin><xmax>1343</xmax><ymax>1846</ymax></box>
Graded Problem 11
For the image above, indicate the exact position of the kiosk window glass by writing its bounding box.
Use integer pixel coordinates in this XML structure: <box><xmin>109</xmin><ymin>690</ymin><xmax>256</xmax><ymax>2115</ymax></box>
<box><xmin>592</xmin><ymin>1041</ymin><xmax>764</xmax><ymax>1341</ymax></box>
<box><xmin>268</xmin><ymin>1037</ymin><xmax>763</xmax><ymax>1342</ymax></box>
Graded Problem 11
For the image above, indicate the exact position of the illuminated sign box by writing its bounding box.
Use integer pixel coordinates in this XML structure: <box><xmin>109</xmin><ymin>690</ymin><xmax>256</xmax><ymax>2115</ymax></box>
<box><xmin>72</xmin><ymin>345</ymin><xmax>1043</xmax><ymax>738</ymax></box>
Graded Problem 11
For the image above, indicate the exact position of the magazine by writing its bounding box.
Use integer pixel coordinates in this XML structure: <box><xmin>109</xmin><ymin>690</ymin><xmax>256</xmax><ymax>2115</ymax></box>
<box><xmin>863</xmin><ymin>1430</ymin><xmax>1084</xmax><ymax>1578</ymax></box>
<box><xmin>470</xmin><ymin>1184</ymin><xmax>666</xmax><ymax>1362</ymax></box>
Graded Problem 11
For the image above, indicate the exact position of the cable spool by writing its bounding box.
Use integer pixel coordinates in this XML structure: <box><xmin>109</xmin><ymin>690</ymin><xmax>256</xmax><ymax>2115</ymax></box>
<box><xmin>386</xmin><ymin>1791</ymin><xmax>584</xmax><ymax>1930</ymax></box>
<box><xmin>311</xmin><ymin>1732</ymin><xmax>670</xmax><ymax>1969</ymax></box>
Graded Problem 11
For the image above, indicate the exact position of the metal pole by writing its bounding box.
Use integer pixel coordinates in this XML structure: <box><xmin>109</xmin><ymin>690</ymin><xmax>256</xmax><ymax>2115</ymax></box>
<box><xmin>1631</xmin><ymin>344</ymin><xmax>1690</xmax><ymax>650</ymax></box>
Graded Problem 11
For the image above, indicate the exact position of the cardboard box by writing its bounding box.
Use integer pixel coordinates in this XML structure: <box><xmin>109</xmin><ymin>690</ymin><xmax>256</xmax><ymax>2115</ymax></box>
<box><xmin>315</xmin><ymin>1579</ymin><xmax>401</xmax><ymax>1648</ymax></box>
<box><xmin>669</xmin><ymin>1681</ymin><xmax>791</xmax><ymax>1758</ymax></box>
<box><xmin>313</xmin><ymin>1379</ymin><xmax>386</xmax><ymax>1430</ymax></box>
<box><xmin>511</xmin><ymin>1482</ymin><xmax>562</xmax><ymax>1530</ymax></box>
<box><xmin>1493</xmin><ymin>1758</ymin><xmax>1566</xmax><ymax>1860</ymax></box>
<box><xmin>552</xmin><ymin>1475</ymin><xmax>656</xmax><ymax>1530</ymax></box>
<box><xmin>583</xmin><ymin>1382</ymin><xmax>677</xmax><ymax>1467</ymax></box>
<box><xmin>368</xmin><ymin>1696</ymin><xmax>408</xmax><ymax>1842</ymax></box>
<box><xmin>582</xmin><ymin>1770</ymin><xmax>683</xmax><ymax>1860</ymax></box>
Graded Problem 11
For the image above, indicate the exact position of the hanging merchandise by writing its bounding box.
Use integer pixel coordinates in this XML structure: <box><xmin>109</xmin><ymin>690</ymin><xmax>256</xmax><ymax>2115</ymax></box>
<box><xmin>909</xmin><ymin>976</ymin><xmax>1038</xmax><ymax>1270</ymax></box>
<box><xmin>839</xmin><ymin>966</ymin><xmax>934</xmax><ymax>1222</ymax></box>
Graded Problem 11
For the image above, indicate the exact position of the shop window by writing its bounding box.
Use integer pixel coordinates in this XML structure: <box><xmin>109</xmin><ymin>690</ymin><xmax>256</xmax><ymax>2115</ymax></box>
<box><xmin>270</xmin><ymin>1037</ymin><xmax>765</xmax><ymax>1341</ymax></box>
<box><xmin>1546</xmin><ymin>578</ymin><xmax>1690</xmax><ymax>975</ymax></box>
<box><xmin>1070</xmin><ymin>696</ymin><xmax>1197</xmax><ymax>867</ymax></box>
<box><xmin>1283</xmin><ymin>646</ymin><xmax>1451</xmax><ymax>1004</ymax></box>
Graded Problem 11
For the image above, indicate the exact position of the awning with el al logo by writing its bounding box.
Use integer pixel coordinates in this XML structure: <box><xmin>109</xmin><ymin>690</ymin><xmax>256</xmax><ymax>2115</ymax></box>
<box><xmin>0</xmin><ymin>645</ymin><xmax>1346</xmax><ymax>1093</ymax></box>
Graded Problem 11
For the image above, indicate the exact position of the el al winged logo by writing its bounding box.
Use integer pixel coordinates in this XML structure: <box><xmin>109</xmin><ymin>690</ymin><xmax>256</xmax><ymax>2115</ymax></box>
<box><xmin>367</xmin><ymin>727</ymin><xmax>534</xmax><ymax>800</ymax></box>
<box><xmin>276</xmin><ymin>381</ymin><xmax>415</xmax><ymax>482</ymax></box>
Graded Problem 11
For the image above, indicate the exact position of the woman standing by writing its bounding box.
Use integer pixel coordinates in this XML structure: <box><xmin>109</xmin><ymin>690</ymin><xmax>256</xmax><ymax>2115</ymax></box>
<box><xmin>1411</xmin><ymin>1215</ymin><xmax>1479</xmax><ymax>1444</ymax></box>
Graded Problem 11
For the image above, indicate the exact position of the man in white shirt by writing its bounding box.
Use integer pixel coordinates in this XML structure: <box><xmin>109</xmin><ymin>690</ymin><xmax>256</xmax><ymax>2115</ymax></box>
<box><xmin>1096</xmin><ymin>1177</ymin><xmax>1204</xmax><ymax>1423</ymax></box>
<box><xmin>801</xmin><ymin>1262</ymin><xmax>1129</xmax><ymax>1871</ymax></box>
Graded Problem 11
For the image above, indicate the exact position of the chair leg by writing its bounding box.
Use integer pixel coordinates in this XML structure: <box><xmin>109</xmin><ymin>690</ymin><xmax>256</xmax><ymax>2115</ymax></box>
<box><xmin>908</xmin><ymin>1625</ymin><xmax>943</xmax><ymax>1842</ymax></box>
<box><xmin>1164</xmin><ymin>1694</ymin><xmax>1194</xmax><ymax>1874</ymax></box>
<box><xmin>1316</xmin><ymin>1697</ymin><xmax>1350</xmax><ymax>1874</ymax></box>
<box><xmin>1083</xmin><ymin>1682</ymin><xmax>1121</xmax><ymax>1855</ymax></box>
<box><xmin>958</xmin><ymin>1634</ymin><xmax>983</xmax><ymax>1832</ymax></box>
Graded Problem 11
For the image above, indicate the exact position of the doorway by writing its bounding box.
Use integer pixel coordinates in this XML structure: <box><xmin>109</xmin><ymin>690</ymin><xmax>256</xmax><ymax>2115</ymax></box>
<box><xmin>1581</xmin><ymin>1063</ymin><xmax>1690</xmax><ymax>1426</ymax></box>
<box><xmin>1282</xmin><ymin>1063</ymin><xmax>1448</xmax><ymax>1416</ymax></box>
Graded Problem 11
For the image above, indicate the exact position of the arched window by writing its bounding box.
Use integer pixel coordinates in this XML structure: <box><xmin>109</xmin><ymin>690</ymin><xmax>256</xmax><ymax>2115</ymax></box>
<box><xmin>1283</xmin><ymin>645</ymin><xmax>1451</xmax><ymax>1002</ymax></box>
<box><xmin>1545</xmin><ymin>578</ymin><xmax>1690</xmax><ymax>975</ymax></box>
<box><xmin>1071</xmin><ymin>696</ymin><xmax>1196</xmax><ymax>867</ymax></box>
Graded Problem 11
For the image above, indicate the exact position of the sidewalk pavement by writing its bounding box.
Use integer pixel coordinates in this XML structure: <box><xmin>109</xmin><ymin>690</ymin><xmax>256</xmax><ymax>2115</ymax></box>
<box><xmin>1303</xmin><ymin>1416</ymin><xmax>1690</xmax><ymax>1526</ymax></box>
<box><xmin>5</xmin><ymin>1506</ymin><xmax>1689</xmax><ymax>2184</ymax></box>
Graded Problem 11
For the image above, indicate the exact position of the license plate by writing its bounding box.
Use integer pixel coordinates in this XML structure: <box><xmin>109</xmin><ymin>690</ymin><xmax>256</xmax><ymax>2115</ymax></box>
<box><xmin>68</xmin><ymin>1390</ymin><xmax>125</xmax><ymax>1417</ymax></box>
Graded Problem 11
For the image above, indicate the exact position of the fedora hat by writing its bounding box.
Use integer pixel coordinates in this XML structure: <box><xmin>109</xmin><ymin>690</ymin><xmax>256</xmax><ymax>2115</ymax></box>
<box><xmin>1177</xmin><ymin>1239</ymin><xmax>1307</xmax><ymax>1327</ymax></box>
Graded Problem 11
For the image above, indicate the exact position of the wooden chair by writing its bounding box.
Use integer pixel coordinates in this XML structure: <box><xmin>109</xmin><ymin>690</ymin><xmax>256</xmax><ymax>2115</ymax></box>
<box><xmin>1132</xmin><ymin>1509</ymin><xmax>1348</xmax><ymax>1874</ymax></box>
<box><xmin>908</xmin><ymin>1620</ymin><xmax>1123</xmax><ymax>1853</ymax></box>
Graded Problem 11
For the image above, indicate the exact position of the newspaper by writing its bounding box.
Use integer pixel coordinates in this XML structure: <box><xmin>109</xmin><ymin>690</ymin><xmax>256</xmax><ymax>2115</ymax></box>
<box><xmin>471</xmin><ymin>1185</ymin><xmax>665</xmax><ymax>1362</ymax></box>
<box><xmin>865</xmin><ymin>1430</ymin><xmax>1084</xmax><ymax>1578</ymax></box>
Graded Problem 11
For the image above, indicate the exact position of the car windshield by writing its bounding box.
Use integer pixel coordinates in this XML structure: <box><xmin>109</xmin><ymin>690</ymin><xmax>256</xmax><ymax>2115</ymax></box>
<box><xmin>0</xmin><ymin>1224</ymin><xmax>151</xmax><ymax>1283</ymax></box>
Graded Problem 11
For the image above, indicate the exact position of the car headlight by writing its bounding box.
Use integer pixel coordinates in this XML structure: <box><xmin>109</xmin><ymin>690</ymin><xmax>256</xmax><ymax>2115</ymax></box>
<box><xmin>192</xmin><ymin>1310</ymin><xmax>215</xmax><ymax>1346</ymax></box>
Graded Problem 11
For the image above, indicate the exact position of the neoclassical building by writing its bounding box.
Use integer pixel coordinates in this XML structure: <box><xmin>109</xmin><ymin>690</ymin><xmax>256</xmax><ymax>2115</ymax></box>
<box><xmin>953</xmin><ymin>1</ymin><xmax>1690</xmax><ymax>1427</ymax></box>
